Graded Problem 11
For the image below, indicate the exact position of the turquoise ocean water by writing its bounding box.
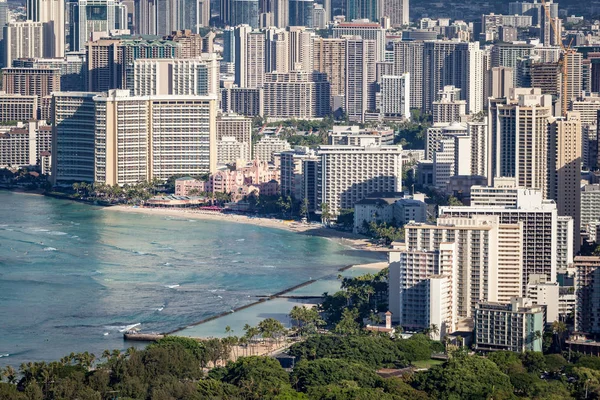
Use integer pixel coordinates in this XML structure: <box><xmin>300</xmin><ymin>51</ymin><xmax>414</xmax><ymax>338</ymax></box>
<box><xmin>0</xmin><ymin>191</ymin><xmax>380</xmax><ymax>366</ymax></box>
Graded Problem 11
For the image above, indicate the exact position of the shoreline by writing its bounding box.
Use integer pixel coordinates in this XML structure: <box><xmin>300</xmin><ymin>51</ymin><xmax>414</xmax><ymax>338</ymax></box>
<box><xmin>106</xmin><ymin>205</ymin><xmax>388</xmax><ymax>253</ymax></box>
<box><xmin>169</xmin><ymin>260</ymin><xmax>389</xmax><ymax>340</ymax></box>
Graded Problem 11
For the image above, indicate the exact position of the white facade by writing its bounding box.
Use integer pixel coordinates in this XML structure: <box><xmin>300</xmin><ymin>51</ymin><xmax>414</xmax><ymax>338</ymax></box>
<box><xmin>314</xmin><ymin>145</ymin><xmax>403</xmax><ymax>216</ymax></box>
<box><xmin>253</xmin><ymin>135</ymin><xmax>291</xmax><ymax>162</ymax></box>
<box><xmin>217</xmin><ymin>137</ymin><xmax>249</xmax><ymax>165</ymax></box>
<box><xmin>4</xmin><ymin>21</ymin><xmax>44</xmax><ymax>68</ymax></box>
<box><xmin>133</xmin><ymin>59</ymin><xmax>212</xmax><ymax>96</ymax></box>
<box><xmin>380</xmin><ymin>73</ymin><xmax>410</xmax><ymax>119</ymax></box>
<box><xmin>581</xmin><ymin>184</ymin><xmax>600</xmax><ymax>229</ymax></box>
<box><xmin>92</xmin><ymin>90</ymin><xmax>217</xmax><ymax>185</ymax></box>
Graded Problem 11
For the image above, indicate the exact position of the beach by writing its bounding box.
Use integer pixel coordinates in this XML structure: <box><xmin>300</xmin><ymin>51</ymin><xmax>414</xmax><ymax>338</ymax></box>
<box><xmin>107</xmin><ymin>205</ymin><xmax>386</xmax><ymax>253</ymax></box>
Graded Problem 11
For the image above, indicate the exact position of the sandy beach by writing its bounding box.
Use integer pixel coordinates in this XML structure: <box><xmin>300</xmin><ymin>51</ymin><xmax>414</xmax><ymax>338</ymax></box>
<box><xmin>106</xmin><ymin>205</ymin><xmax>387</xmax><ymax>253</ymax></box>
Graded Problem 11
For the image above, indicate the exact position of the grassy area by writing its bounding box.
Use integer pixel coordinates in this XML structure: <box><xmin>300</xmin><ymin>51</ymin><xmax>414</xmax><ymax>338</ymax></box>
<box><xmin>411</xmin><ymin>359</ymin><xmax>445</xmax><ymax>369</ymax></box>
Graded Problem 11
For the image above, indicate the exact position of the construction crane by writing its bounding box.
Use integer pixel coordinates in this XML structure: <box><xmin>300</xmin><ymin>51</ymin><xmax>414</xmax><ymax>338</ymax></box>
<box><xmin>540</xmin><ymin>0</ymin><xmax>575</xmax><ymax>116</ymax></box>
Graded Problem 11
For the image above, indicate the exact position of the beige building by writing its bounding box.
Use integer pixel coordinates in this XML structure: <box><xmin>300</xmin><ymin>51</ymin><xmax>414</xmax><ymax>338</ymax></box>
<box><xmin>263</xmin><ymin>71</ymin><xmax>331</xmax><ymax>119</ymax></box>
<box><xmin>217</xmin><ymin>137</ymin><xmax>249</xmax><ymax>165</ymax></box>
<box><xmin>313</xmin><ymin>37</ymin><xmax>346</xmax><ymax>99</ymax></box>
<box><xmin>432</xmin><ymin>85</ymin><xmax>466</xmax><ymax>124</ymax></box>
<box><xmin>133</xmin><ymin>58</ymin><xmax>216</xmax><ymax>97</ymax></box>
<box><xmin>216</xmin><ymin>113</ymin><xmax>252</xmax><ymax>162</ymax></box>
<box><xmin>493</xmin><ymin>88</ymin><xmax>553</xmax><ymax>197</ymax></box>
<box><xmin>388</xmin><ymin>215</ymin><xmax>523</xmax><ymax>337</ymax></box>
<box><xmin>93</xmin><ymin>90</ymin><xmax>217</xmax><ymax>186</ymax></box>
<box><xmin>548</xmin><ymin>111</ymin><xmax>582</xmax><ymax>252</ymax></box>
<box><xmin>4</xmin><ymin>21</ymin><xmax>44</xmax><ymax>68</ymax></box>
<box><xmin>253</xmin><ymin>135</ymin><xmax>291</xmax><ymax>163</ymax></box>
<box><xmin>0</xmin><ymin>93</ymin><xmax>38</xmax><ymax>122</ymax></box>
<box><xmin>307</xmin><ymin>145</ymin><xmax>403</xmax><ymax>216</ymax></box>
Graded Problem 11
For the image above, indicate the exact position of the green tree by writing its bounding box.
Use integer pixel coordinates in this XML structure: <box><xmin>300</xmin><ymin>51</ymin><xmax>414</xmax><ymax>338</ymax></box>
<box><xmin>413</xmin><ymin>354</ymin><xmax>513</xmax><ymax>399</ymax></box>
<box><xmin>333</xmin><ymin>309</ymin><xmax>361</xmax><ymax>336</ymax></box>
<box><xmin>211</xmin><ymin>356</ymin><xmax>292</xmax><ymax>400</ymax></box>
<box><xmin>320</xmin><ymin>203</ymin><xmax>331</xmax><ymax>226</ymax></box>
<box><xmin>300</xmin><ymin>198</ymin><xmax>309</xmax><ymax>221</ymax></box>
<box><xmin>291</xmin><ymin>358</ymin><xmax>382</xmax><ymax>392</ymax></box>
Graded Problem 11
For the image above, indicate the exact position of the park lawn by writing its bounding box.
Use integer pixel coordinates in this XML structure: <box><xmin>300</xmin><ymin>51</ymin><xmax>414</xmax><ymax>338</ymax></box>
<box><xmin>411</xmin><ymin>359</ymin><xmax>445</xmax><ymax>369</ymax></box>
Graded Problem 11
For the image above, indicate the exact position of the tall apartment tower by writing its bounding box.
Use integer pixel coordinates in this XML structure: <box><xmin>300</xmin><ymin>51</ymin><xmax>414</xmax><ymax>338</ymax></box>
<box><xmin>432</xmin><ymin>85</ymin><xmax>467</xmax><ymax>124</ymax></box>
<box><xmin>3</xmin><ymin>21</ymin><xmax>44</xmax><ymax>68</ymax></box>
<box><xmin>133</xmin><ymin>59</ymin><xmax>212</xmax><ymax>96</ymax></box>
<box><xmin>288</xmin><ymin>26</ymin><xmax>314</xmax><ymax>72</ymax></box>
<box><xmin>345</xmin><ymin>37</ymin><xmax>376</xmax><ymax>123</ymax></box>
<box><xmin>93</xmin><ymin>89</ymin><xmax>217</xmax><ymax>185</ymax></box>
<box><xmin>51</xmin><ymin>92</ymin><xmax>97</xmax><ymax>184</ymax></box>
<box><xmin>265</xmin><ymin>27</ymin><xmax>289</xmax><ymax>73</ymax></box>
<box><xmin>231</xmin><ymin>0</ymin><xmax>260</xmax><ymax>28</ymax></box>
<box><xmin>313</xmin><ymin>38</ymin><xmax>346</xmax><ymax>99</ymax></box>
<box><xmin>246</xmin><ymin>30</ymin><xmax>266</xmax><ymax>89</ymax></box>
<box><xmin>441</xmin><ymin>194</ymin><xmax>562</xmax><ymax>292</ymax></box>
<box><xmin>493</xmin><ymin>88</ymin><xmax>553</xmax><ymax>197</ymax></box>
<box><xmin>345</xmin><ymin>0</ymin><xmax>379</xmax><ymax>22</ymax></box>
<box><xmin>382</xmin><ymin>0</ymin><xmax>409</xmax><ymax>27</ymax></box>
<box><xmin>574</xmin><ymin>256</ymin><xmax>600</xmax><ymax>334</ymax></box>
<box><xmin>234</xmin><ymin>24</ymin><xmax>252</xmax><ymax>88</ymax></box>
<box><xmin>27</xmin><ymin>0</ymin><xmax>65</xmax><ymax>58</ymax></box>
<box><xmin>423</xmin><ymin>41</ymin><xmax>484</xmax><ymax>114</ymax></box>
<box><xmin>70</xmin><ymin>0</ymin><xmax>127</xmax><ymax>51</ymax></box>
<box><xmin>487</xmin><ymin>67</ymin><xmax>514</xmax><ymax>100</ymax></box>
<box><xmin>548</xmin><ymin>111</ymin><xmax>582</xmax><ymax>252</ymax></box>
<box><xmin>562</xmin><ymin>52</ymin><xmax>583</xmax><ymax>115</ymax></box>
<box><xmin>393</xmin><ymin>40</ymin><xmax>423</xmax><ymax>110</ymax></box>
<box><xmin>288</xmin><ymin>0</ymin><xmax>313</xmax><ymax>27</ymax></box>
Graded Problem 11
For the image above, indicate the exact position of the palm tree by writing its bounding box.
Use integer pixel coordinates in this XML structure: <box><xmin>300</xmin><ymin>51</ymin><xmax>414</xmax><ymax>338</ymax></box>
<box><xmin>552</xmin><ymin>320</ymin><xmax>567</xmax><ymax>351</ymax></box>
<box><xmin>2</xmin><ymin>365</ymin><xmax>17</xmax><ymax>384</ymax></box>
<box><xmin>320</xmin><ymin>203</ymin><xmax>331</xmax><ymax>226</ymax></box>
<box><xmin>300</xmin><ymin>198</ymin><xmax>309</xmax><ymax>221</ymax></box>
<box><xmin>429</xmin><ymin>324</ymin><xmax>439</xmax><ymax>339</ymax></box>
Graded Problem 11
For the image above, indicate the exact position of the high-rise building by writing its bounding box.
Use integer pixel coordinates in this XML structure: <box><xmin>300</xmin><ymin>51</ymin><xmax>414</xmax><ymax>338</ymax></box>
<box><xmin>548</xmin><ymin>111</ymin><xmax>582</xmax><ymax>252</ymax></box>
<box><xmin>2</xmin><ymin>67</ymin><xmax>61</xmax><ymax>118</ymax></box>
<box><xmin>287</xmin><ymin>26</ymin><xmax>314</xmax><ymax>72</ymax></box>
<box><xmin>133</xmin><ymin>0</ymin><xmax>157</xmax><ymax>35</ymax></box>
<box><xmin>382</xmin><ymin>0</ymin><xmax>409</xmax><ymax>27</ymax></box>
<box><xmin>13</xmin><ymin>53</ymin><xmax>87</xmax><ymax>92</ymax></box>
<box><xmin>51</xmin><ymin>92</ymin><xmax>97</xmax><ymax>184</ymax></box>
<box><xmin>379</xmin><ymin>73</ymin><xmax>410</xmax><ymax>120</ymax></box>
<box><xmin>253</xmin><ymin>135</ymin><xmax>291</xmax><ymax>162</ymax></box>
<box><xmin>563</xmin><ymin>52</ymin><xmax>583</xmax><ymax>115</ymax></box>
<box><xmin>531</xmin><ymin>62</ymin><xmax>561</xmax><ymax>97</ymax></box>
<box><xmin>278</xmin><ymin>146</ymin><xmax>317</xmax><ymax>199</ymax></box>
<box><xmin>313</xmin><ymin>37</ymin><xmax>346</xmax><ymax>99</ymax></box>
<box><xmin>221</xmin><ymin>87</ymin><xmax>264</xmax><ymax>116</ymax></box>
<box><xmin>345</xmin><ymin>37</ymin><xmax>376</xmax><ymax>122</ymax></box>
<box><xmin>0</xmin><ymin>93</ymin><xmax>38</xmax><ymax>122</ymax></box>
<box><xmin>288</xmin><ymin>0</ymin><xmax>313</xmax><ymax>27</ymax></box>
<box><xmin>263</xmin><ymin>71</ymin><xmax>330</xmax><ymax>118</ymax></box>
<box><xmin>574</xmin><ymin>256</ymin><xmax>600</xmax><ymax>334</ymax></box>
<box><xmin>86</xmin><ymin>36</ymin><xmax>180</xmax><ymax>92</ymax></box>
<box><xmin>70</xmin><ymin>0</ymin><xmax>128</xmax><ymax>51</ymax></box>
<box><xmin>491</xmin><ymin>42</ymin><xmax>534</xmax><ymax>85</ymax></box>
<box><xmin>393</xmin><ymin>40</ymin><xmax>423</xmax><ymax>110</ymax></box>
<box><xmin>509</xmin><ymin>0</ymin><xmax>557</xmax><ymax>26</ymax></box>
<box><xmin>216</xmin><ymin>113</ymin><xmax>252</xmax><ymax>162</ymax></box>
<box><xmin>388</xmin><ymin>215</ymin><xmax>524</xmax><ymax>336</ymax></box>
<box><xmin>474</xmin><ymin>297</ymin><xmax>544</xmax><ymax>353</ymax></box>
<box><xmin>133</xmin><ymin>59</ymin><xmax>211</xmax><ymax>96</ymax></box>
<box><xmin>93</xmin><ymin>89</ymin><xmax>217</xmax><ymax>185</ymax></box>
<box><xmin>581</xmin><ymin>184</ymin><xmax>600</xmax><ymax>230</ymax></box>
<box><xmin>246</xmin><ymin>30</ymin><xmax>266</xmax><ymax>89</ymax></box>
<box><xmin>231</xmin><ymin>0</ymin><xmax>260</xmax><ymax>28</ymax></box>
<box><xmin>423</xmin><ymin>41</ymin><xmax>483</xmax><ymax>114</ymax></box>
<box><xmin>492</xmin><ymin>88</ymin><xmax>553</xmax><ymax>196</ymax></box>
<box><xmin>4</xmin><ymin>21</ymin><xmax>44</xmax><ymax>68</ymax></box>
<box><xmin>265</xmin><ymin>27</ymin><xmax>289</xmax><ymax>73</ymax></box>
<box><xmin>234</xmin><ymin>25</ymin><xmax>252</xmax><ymax>87</ymax></box>
<box><xmin>332</xmin><ymin>22</ymin><xmax>386</xmax><ymax>61</ymax></box>
<box><xmin>27</xmin><ymin>0</ymin><xmax>65</xmax><ymax>58</ymax></box>
<box><xmin>345</xmin><ymin>0</ymin><xmax>379</xmax><ymax>22</ymax></box>
<box><xmin>440</xmin><ymin>193</ymin><xmax>562</xmax><ymax>291</ymax></box>
<box><xmin>432</xmin><ymin>85</ymin><xmax>466</xmax><ymax>124</ymax></box>
<box><xmin>304</xmin><ymin>144</ymin><xmax>403</xmax><ymax>216</ymax></box>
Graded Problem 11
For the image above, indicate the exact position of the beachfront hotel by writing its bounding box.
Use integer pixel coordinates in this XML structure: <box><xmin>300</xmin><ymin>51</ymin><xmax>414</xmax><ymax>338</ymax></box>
<box><xmin>303</xmin><ymin>144</ymin><xmax>403</xmax><ymax>216</ymax></box>
<box><xmin>93</xmin><ymin>89</ymin><xmax>217</xmax><ymax>186</ymax></box>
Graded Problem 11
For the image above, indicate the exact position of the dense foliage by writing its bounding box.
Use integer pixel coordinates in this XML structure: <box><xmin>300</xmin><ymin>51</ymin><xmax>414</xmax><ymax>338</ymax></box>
<box><xmin>3</xmin><ymin>332</ymin><xmax>600</xmax><ymax>399</ymax></box>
